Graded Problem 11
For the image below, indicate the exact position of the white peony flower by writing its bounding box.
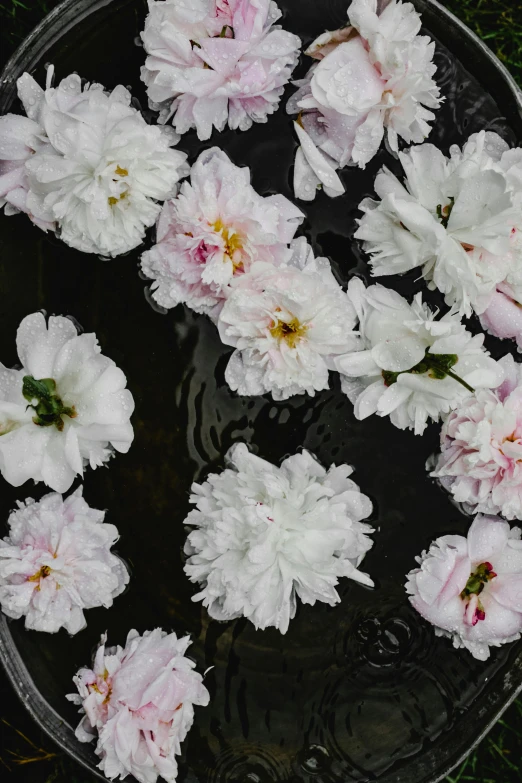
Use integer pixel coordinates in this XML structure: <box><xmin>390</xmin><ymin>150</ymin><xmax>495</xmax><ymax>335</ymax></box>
<box><xmin>140</xmin><ymin>0</ymin><xmax>301</xmax><ymax>140</ymax></box>
<box><xmin>0</xmin><ymin>487</ymin><xmax>128</xmax><ymax>634</ymax></box>
<box><xmin>141</xmin><ymin>146</ymin><xmax>303</xmax><ymax>318</ymax></box>
<box><xmin>217</xmin><ymin>237</ymin><xmax>359</xmax><ymax>400</ymax></box>
<box><xmin>0</xmin><ymin>312</ymin><xmax>134</xmax><ymax>493</ymax></box>
<box><xmin>335</xmin><ymin>278</ymin><xmax>503</xmax><ymax>435</ymax></box>
<box><xmin>0</xmin><ymin>66</ymin><xmax>189</xmax><ymax>257</ymax></box>
<box><xmin>357</xmin><ymin>131</ymin><xmax>522</xmax><ymax>316</ymax></box>
<box><xmin>286</xmin><ymin>0</ymin><xmax>442</xmax><ymax>200</ymax></box>
<box><xmin>406</xmin><ymin>514</ymin><xmax>522</xmax><ymax>661</ymax></box>
<box><xmin>68</xmin><ymin>629</ymin><xmax>210</xmax><ymax>783</ymax></box>
<box><xmin>184</xmin><ymin>443</ymin><xmax>374</xmax><ymax>633</ymax></box>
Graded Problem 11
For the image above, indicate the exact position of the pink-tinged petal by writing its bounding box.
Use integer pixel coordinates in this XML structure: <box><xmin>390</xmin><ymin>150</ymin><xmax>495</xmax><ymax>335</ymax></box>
<box><xmin>294</xmin><ymin>122</ymin><xmax>344</xmax><ymax>198</ymax></box>
<box><xmin>489</xmin><ymin>574</ymin><xmax>522</xmax><ymax>613</ymax></box>
<box><xmin>480</xmin><ymin>285</ymin><xmax>522</xmax><ymax>350</ymax></box>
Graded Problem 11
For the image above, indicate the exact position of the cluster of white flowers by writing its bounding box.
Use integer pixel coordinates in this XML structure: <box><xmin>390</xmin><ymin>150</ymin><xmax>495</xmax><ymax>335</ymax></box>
<box><xmin>140</xmin><ymin>0</ymin><xmax>301</xmax><ymax>140</ymax></box>
<box><xmin>184</xmin><ymin>443</ymin><xmax>374</xmax><ymax>633</ymax></box>
<box><xmin>286</xmin><ymin>0</ymin><xmax>442</xmax><ymax>200</ymax></box>
<box><xmin>5</xmin><ymin>0</ymin><xmax>522</xmax><ymax>769</ymax></box>
<box><xmin>0</xmin><ymin>66</ymin><xmax>188</xmax><ymax>256</ymax></box>
<box><xmin>142</xmin><ymin>147</ymin><xmax>360</xmax><ymax>400</ymax></box>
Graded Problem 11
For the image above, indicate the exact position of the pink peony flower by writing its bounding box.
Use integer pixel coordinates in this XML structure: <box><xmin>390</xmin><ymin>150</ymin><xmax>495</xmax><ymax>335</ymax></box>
<box><xmin>140</xmin><ymin>0</ymin><xmax>301</xmax><ymax>140</ymax></box>
<box><xmin>141</xmin><ymin>147</ymin><xmax>303</xmax><ymax>318</ymax></box>
<box><xmin>431</xmin><ymin>354</ymin><xmax>522</xmax><ymax>520</ymax></box>
<box><xmin>406</xmin><ymin>514</ymin><xmax>522</xmax><ymax>661</ymax></box>
<box><xmin>68</xmin><ymin>628</ymin><xmax>210</xmax><ymax>783</ymax></box>
<box><xmin>286</xmin><ymin>0</ymin><xmax>442</xmax><ymax>200</ymax></box>
<box><xmin>0</xmin><ymin>487</ymin><xmax>128</xmax><ymax>634</ymax></box>
<box><xmin>480</xmin><ymin>280</ymin><xmax>522</xmax><ymax>352</ymax></box>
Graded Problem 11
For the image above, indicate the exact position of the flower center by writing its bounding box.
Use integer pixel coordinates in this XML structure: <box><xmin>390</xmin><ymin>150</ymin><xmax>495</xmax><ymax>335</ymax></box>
<box><xmin>270</xmin><ymin>315</ymin><xmax>308</xmax><ymax>348</ymax></box>
<box><xmin>23</xmin><ymin>376</ymin><xmax>77</xmax><ymax>432</ymax></box>
<box><xmin>108</xmin><ymin>165</ymin><xmax>129</xmax><ymax>206</ymax></box>
<box><xmin>28</xmin><ymin>565</ymin><xmax>51</xmax><ymax>582</ymax></box>
<box><xmin>461</xmin><ymin>561</ymin><xmax>497</xmax><ymax>600</ymax></box>
<box><xmin>212</xmin><ymin>219</ymin><xmax>244</xmax><ymax>270</ymax></box>
<box><xmin>28</xmin><ymin>564</ymin><xmax>52</xmax><ymax>592</ymax></box>
<box><xmin>382</xmin><ymin>351</ymin><xmax>474</xmax><ymax>393</ymax></box>
<box><xmin>436</xmin><ymin>197</ymin><xmax>455</xmax><ymax>228</ymax></box>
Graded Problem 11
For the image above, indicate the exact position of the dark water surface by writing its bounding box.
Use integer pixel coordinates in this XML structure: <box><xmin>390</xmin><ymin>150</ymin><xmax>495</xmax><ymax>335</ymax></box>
<box><xmin>0</xmin><ymin>1</ymin><xmax>521</xmax><ymax>781</ymax></box>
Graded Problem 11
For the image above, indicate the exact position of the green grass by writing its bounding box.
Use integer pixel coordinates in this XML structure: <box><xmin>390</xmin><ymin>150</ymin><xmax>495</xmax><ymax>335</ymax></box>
<box><xmin>0</xmin><ymin>1</ymin><xmax>522</xmax><ymax>782</ymax></box>
<box><xmin>445</xmin><ymin>0</ymin><xmax>522</xmax><ymax>86</ymax></box>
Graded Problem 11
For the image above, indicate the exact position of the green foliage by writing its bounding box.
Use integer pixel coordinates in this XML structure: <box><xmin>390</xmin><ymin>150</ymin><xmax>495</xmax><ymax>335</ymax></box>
<box><xmin>445</xmin><ymin>0</ymin><xmax>522</xmax><ymax>86</ymax></box>
<box><xmin>446</xmin><ymin>699</ymin><xmax>522</xmax><ymax>783</ymax></box>
<box><xmin>0</xmin><ymin>0</ymin><xmax>51</xmax><ymax>57</ymax></box>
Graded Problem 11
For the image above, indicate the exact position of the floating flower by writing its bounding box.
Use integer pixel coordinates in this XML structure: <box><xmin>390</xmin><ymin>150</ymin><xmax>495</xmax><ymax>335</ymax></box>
<box><xmin>0</xmin><ymin>66</ymin><xmax>189</xmax><ymax>256</ymax></box>
<box><xmin>0</xmin><ymin>487</ymin><xmax>128</xmax><ymax>634</ymax></box>
<box><xmin>140</xmin><ymin>0</ymin><xmax>301</xmax><ymax>141</ymax></box>
<box><xmin>141</xmin><ymin>147</ymin><xmax>303</xmax><ymax>318</ymax></box>
<box><xmin>335</xmin><ymin>278</ymin><xmax>503</xmax><ymax>435</ymax></box>
<box><xmin>0</xmin><ymin>312</ymin><xmax>134</xmax><ymax>492</ymax></box>
<box><xmin>406</xmin><ymin>514</ymin><xmax>522</xmax><ymax>661</ymax></box>
<box><xmin>217</xmin><ymin>237</ymin><xmax>359</xmax><ymax>400</ymax></box>
<box><xmin>184</xmin><ymin>443</ymin><xmax>374</xmax><ymax>633</ymax></box>
<box><xmin>68</xmin><ymin>628</ymin><xmax>209</xmax><ymax>783</ymax></box>
<box><xmin>357</xmin><ymin>131</ymin><xmax>522</xmax><ymax>316</ymax></box>
<box><xmin>286</xmin><ymin>0</ymin><xmax>441</xmax><ymax>200</ymax></box>
<box><xmin>431</xmin><ymin>354</ymin><xmax>522</xmax><ymax>520</ymax></box>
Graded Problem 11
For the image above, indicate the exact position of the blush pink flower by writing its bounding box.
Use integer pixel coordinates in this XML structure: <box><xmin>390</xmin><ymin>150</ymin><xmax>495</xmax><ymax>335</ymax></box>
<box><xmin>432</xmin><ymin>354</ymin><xmax>522</xmax><ymax>520</ymax></box>
<box><xmin>141</xmin><ymin>147</ymin><xmax>303</xmax><ymax>318</ymax></box>
<box><xmin>140</xmin><ymin>0</ymin><xmax>301</xmax><ymax>140</ymax></box>
<box><xmin>480</xmin><ymin>280</ymin><xmax>522</xmax><ymax>353</ymax></box>
<box><xmin>286</xmin><ymin>0</ymin><xmax>441</xmax><ymax>200</ymax></box>
<box><xmin>0</xmin><ymin>487</ymin><xmax>128</xmax><ymax>634</ymax></box>
<box><xmin>68</xmin><ymin>628</ymin><xmax>210</xmax><ymax>783</ymax></box>
<box><xmin>406</xmin><ymin>514</ymin><xmax>522</xmax><ymax>661</ymax></box>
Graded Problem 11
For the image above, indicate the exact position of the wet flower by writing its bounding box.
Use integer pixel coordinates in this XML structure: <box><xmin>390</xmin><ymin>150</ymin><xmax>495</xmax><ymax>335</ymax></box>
<box><xmin>141</xmin><ymin>147</ymin><xmax>303</xmax><ymax>318</ymax></box>
<box><xmin>406</xmin><ymin>514</ymin><xmax>522</xmax><ymax>661</ymax></box>
<box><xmin>68</xmin><ymin>628</ymin><xmax>209</xmax><ymax>783</ymax></box>
<box><xmin>217</xmin><ymin>237</ymin><xmax>359</xmax><ymax>400</ymax></box>
<box><xmin>0</xmin><ymin>487</ymin><xmax>128</xmax><ymax>634</ymax></box>
<box><xmin>357</xmin><ymin>131</ymin><xmax>522</xmax><ymax>316</ymax></box>
<box><xmin>286</xmin><ymin>0</ymin><xmax>441</xmax><ymax>200</ymax></box>
<box><xmin>140</xmin><ymin>0</ymin><xmax>301</xmax><ymax>140</ymax></box>
<box><xmin>431</xmin><ymin>354</ymin><xmax>522</xmax><ymax>520</ymax></box>
<box><xmin>335</xmin><ymin>278</ymin><xmax>503</xmax><ymax>435</ymax></box>
<box><xmin>0</xmin><ymin>66</ymin><xmax>188</xmax><ymax>256</ymax></box>
<box><xmin>184</xmin><ymin>443</ymin><xmax>374</xmax><ymax>633</ymax></box>
<box><xmin>0</xmin><ymin>312</ymin><xmax>134</xmax><ymax>492</ymax></box>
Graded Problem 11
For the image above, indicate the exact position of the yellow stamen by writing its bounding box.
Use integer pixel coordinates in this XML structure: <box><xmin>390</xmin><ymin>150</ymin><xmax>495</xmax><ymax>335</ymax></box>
<box><xmin>108</xmin><ymin>191</ymin><xmax>127</xmax><ymax>206</ymax></box>
<box><xmin>28</xmin><ymin>565</ymin><xmax>51</xmax><ymax>582</ymax></box>
<box><xmin>212</xmin><ymin>219</ymin><xmax>244</xmax><ymax>271</ymax></box>
<box><xmin>115</xmin><ymin>165</ymin><xmax>128</xmax><ymax>177</ymax></box>
<box><xmin>270</xmin><ymin>316</ymin><xmax>308</xmax><ymax>348</ymax></box>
